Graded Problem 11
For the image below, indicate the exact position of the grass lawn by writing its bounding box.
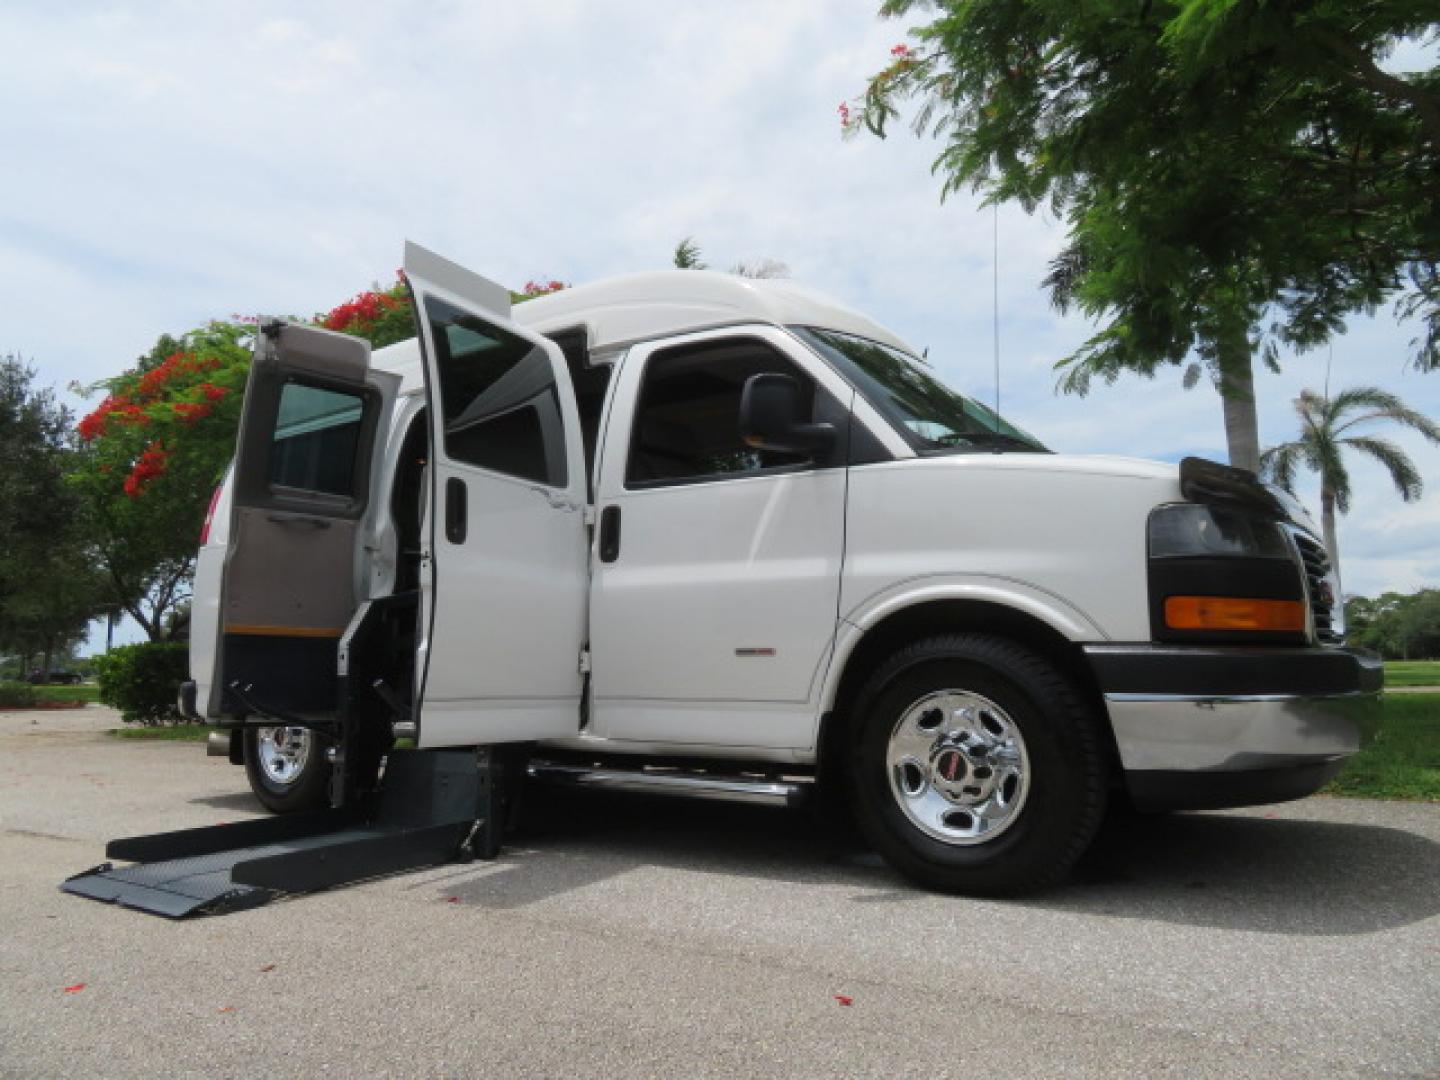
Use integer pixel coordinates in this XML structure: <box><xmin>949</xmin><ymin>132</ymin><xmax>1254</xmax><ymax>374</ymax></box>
<box><xmin>32</xmin><ymin>684</ymin><xmax>101</xmax><ymax>704</ymax></box>
<box><xmin>1384</xmin><ymin>660</ymin><xmax>1440</xmax><ymax>688</ymax></box>
<box><xmin>107</xmin><ymin>724</ymin><xmax>211</xmax><ymax>741</ymax></box>
<box><xmin>1324</xmin><ymin>692</ymin><xmax>1440</xmax><ymax>801</ymax></box>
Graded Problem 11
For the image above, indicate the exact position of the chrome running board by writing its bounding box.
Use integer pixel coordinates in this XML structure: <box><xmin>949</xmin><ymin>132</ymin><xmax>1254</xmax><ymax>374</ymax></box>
<box><xmin>529</xmin><ymin>762</ymin><xmax>808</xmax><ymax>808</ymax></box>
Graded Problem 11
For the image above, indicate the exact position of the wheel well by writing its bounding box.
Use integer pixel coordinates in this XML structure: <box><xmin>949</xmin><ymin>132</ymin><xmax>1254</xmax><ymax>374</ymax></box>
<box><xmin>818</xmin><ymin>600</ymin><xmax>1121</xmax><ymax>789</ymax></box>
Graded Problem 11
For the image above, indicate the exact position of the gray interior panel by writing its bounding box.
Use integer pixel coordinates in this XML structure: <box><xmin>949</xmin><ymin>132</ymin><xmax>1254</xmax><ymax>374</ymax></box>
<box><xmin>225</xmin><ymin>506</ymin><xmax>359</xmax><ymax>631</ymax></box>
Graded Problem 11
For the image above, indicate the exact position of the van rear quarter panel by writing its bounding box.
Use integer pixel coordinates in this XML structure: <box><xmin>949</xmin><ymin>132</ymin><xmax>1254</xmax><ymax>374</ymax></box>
<box><xmin>840</xmin><ymin>457</ymin><xmax>1175</xmax><ymax>645</ymax></box>
<box><xmin>190</xmin><ymin>474</ymin><xmax>233</xmax><ymax>716</ymax></box>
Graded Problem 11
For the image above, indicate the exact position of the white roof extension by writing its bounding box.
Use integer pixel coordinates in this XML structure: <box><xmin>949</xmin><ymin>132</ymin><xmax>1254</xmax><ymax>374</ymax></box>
<box><xmin>373</xmin><ymin>269</ymin><xmax>917</xmax><ymax>384</ymax></box>
<box><xmin>512</xmin><ymin>270</ymin><xmax>917</xmax><ymax>357</ymax></box>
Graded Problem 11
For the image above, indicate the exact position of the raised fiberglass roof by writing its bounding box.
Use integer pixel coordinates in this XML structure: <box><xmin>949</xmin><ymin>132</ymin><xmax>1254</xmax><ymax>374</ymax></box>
<box><xmin>509</xmin><ymin>269</ymin><xmax>917</xmax><ymax>357</ymax></box>
<box><xmin>373</xmin><ymin>268</ymin><xmax>919</xmax><ymax>388</ymax></box>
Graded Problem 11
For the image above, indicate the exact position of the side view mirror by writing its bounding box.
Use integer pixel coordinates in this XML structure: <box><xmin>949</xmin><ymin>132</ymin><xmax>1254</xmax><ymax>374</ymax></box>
<box><xmin>739</xmin><ymin>373</ymin><xmax>836</xmax><ymax>457</ymax></box>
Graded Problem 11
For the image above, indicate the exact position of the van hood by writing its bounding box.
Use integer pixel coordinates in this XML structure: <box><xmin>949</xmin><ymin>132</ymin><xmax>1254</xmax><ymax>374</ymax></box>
<box><xmin>900</xmin><ymin>452</ymin><xmax>1180</xmax><ymax>485</ymax></box>
<box><xmin>898</xmin><ymin>451</ymin><xmax>1320</xmax><ymax>533</ymax></box>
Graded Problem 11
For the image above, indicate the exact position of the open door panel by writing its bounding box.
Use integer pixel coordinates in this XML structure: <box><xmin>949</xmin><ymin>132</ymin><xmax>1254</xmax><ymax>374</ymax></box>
<box><xmin>213</xmin><ymin>321</ymin><xmax>398</xmax><ymax>718</ymax></box>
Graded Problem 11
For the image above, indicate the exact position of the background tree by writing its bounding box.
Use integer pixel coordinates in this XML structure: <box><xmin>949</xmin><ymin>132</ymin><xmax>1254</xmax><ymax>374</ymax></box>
<box><xmin>69</xmin><ymin>324</ymin><xmax>251</xmax><ymax>640</ymax></box>
<box><xmin>849</xmin><ymin>1</ymin><xmax>1439</xmax><ymax>471</ymax></box>
<box><xmin>1345</xmin><ymin>588</ymin><xmax>1440</xmax><ymax>658</ymax></box>
<box><xmin>1261</xmin><ymin>385</ymin><xmax>1440</xmax><ymax>590</ymax></box>
<box><xmin>0</xmin><ymin>357</ymin><xmax>101</xmax><ymax>671</ymax></box>
<box><xmin>673</xmin><ymin>237</ymin><xmax>707</xmax><ymax>269</ymax></box>
<box><xmin>671</xmin><ymin>238</ymin><xmax>790</xmax><ymax>279</ymax></box>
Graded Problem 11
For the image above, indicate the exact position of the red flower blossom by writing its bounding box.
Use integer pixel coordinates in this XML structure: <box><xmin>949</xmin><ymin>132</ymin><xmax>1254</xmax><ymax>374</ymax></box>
<box><xmin>123</xmin><ymin>442</ymin><xmax>169</xmax><ymax>499</ymax></box>
<box><xmin>173</xmin><ymin>402</ymin><xmax>213</xmax><ymax>425</ymax></box>
<box><xmin>198</xmin><ymin>383</ymin><xmax>229</xmax><ymax>402</ymax></box>
<box><xmin>890</xmin><ymin>43</ymin><xmax>913</xmax><ymax>58</ymax></box>
<box><xmin>77</xmin><ymin>408</ymin><xmax>108</xmax><ymax>441</ymax></box>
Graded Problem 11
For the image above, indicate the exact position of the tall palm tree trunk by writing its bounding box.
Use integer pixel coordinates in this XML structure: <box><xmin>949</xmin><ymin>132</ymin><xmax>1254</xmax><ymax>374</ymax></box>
<box><xmin>1219</xmin><ymin>356</ymin><xmax>1260</xmax><ymax>473</ymax></box>
<box><xmin>1320</xmin><ymin>486</ymin><xmax>1342</xmax><ymax>597</ymax></box>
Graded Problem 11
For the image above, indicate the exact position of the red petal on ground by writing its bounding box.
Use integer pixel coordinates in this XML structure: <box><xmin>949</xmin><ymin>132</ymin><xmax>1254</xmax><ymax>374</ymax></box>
<box><xmin>63</xmin><ymin>983</ymin><xmax>86</xmax><ymax>994</ymax></box>
<box><xmin>833</xmin><ymin>994</ymin><xmax>853</xmax><ymax>1006</ymax></box>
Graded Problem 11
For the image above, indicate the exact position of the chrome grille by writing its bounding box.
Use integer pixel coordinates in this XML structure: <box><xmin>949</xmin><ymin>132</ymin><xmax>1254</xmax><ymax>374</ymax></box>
<box><xmin>1290</xmin><ymin>530</ymin><xmax>1340</xmax><ymax>643</ymax></box>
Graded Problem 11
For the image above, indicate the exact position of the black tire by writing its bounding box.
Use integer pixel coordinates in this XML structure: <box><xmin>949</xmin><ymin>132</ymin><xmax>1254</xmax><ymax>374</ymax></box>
<box><xmin>243</xmin><ymin>725</ymin><xmax>332</xmax><ymax>813</ymax></box>
<box><xmin>846</xmin><ymin>633</ymin><xmax>1108</xmax><ymax>896</ymax></box>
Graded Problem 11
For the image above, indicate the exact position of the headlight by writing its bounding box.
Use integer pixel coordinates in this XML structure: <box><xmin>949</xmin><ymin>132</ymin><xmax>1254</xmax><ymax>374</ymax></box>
<box><xmin>1147</xmin><ymin>503</ymin><xmax>1308</xmax><ymax>643</ymax></box>
<box><xmin>1148</xmin><ymin>504</ymin><xmax>1290</xmax><ymax>559</ymax></box>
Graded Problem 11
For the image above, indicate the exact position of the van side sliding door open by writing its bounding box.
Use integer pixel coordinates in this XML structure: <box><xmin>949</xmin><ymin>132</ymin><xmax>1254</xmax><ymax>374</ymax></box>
<box><xmin>403</xmin><ymin>242</ymin><xmax>590</xmax><ymax>747</ymax></box>
<box><xmin>213</xmin><ymin>321</ymin><xmax>398</xmax><ymax>718</ymax></box>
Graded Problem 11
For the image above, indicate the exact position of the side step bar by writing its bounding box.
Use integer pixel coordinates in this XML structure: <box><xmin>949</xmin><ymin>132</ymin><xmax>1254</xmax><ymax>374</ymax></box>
<box><xmin>529</xmin><ymin>762</ymin><xmax>809</xmax><ymax>808</ymax></box>
<box><xmin>62</xmin><ymin>749</ymin><xmax>503</xmax><ymax>919</ymax></box>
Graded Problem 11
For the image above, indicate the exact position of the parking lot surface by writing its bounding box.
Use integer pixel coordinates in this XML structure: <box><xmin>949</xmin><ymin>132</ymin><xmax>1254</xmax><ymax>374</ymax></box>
<box><xmin>1</xmin><ymin>707</ymin><xmax>1437</xmax><ymax>1078</ymax></box>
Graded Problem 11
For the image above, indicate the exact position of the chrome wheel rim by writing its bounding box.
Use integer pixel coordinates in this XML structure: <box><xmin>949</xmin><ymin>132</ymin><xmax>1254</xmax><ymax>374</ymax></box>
<box><xmin>885</xmin><ymin>690</ymin><xmax>1030</xmax><ymax>845</ymax></box>
<box><xmin>256</xmin><ymin>725</ymin><xmax>312</xmax><ymax>786</ymax></box>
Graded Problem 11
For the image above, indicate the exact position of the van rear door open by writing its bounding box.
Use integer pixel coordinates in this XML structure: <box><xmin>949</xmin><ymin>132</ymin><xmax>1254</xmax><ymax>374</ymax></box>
<box><xmin>403</xmin><ymin>242</ymin><xmax>590</xmax><ymax>747</ymax></box>
<box><xmin>212</xmin><ymin>322</ymin><xmax>398</xmax><ymax>717</ymax></box>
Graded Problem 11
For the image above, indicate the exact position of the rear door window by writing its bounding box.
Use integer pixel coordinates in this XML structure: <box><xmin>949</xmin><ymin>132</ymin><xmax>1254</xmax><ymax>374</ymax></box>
<box><xmin>269</xmin><ymin>382</ymin><xmax>364</xmax><ymax>496</ymax></box>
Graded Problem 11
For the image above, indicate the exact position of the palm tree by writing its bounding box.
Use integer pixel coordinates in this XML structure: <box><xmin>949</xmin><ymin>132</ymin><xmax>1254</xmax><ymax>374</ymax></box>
<box><xmin>1261</xmin><ymin>387</ymin><xmax>1440</xmax><ymax>591</ymax></box>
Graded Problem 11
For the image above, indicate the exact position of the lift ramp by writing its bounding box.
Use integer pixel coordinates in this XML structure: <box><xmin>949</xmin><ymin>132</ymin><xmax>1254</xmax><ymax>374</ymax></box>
<box><xmin>62</xmin><ymin>749</ymin><xmax>501</xmax><ymax>918</ymax></box>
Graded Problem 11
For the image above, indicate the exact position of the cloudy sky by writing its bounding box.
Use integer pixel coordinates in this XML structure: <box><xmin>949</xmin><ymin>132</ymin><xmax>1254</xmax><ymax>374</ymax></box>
<box><xmin>2</xmin><ymin>2</ymin><xmax>1436</xmax><ymax>649</ymax></box>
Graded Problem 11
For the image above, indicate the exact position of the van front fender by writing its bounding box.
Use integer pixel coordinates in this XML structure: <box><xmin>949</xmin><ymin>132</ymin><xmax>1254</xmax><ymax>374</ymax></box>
<box><xmin>818</xmin><ymin>575</ymin><xmax>1109</xmax><ymax>718</ymax></box>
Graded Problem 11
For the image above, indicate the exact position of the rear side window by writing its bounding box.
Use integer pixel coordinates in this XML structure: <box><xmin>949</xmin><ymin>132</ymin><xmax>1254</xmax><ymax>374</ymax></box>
<box><xmin>269</xmin><ymin>382</ymin><xmax>364</xmax><ymax>496</ymax></box>
<box><xmin>626</xmin><ymin>340</ymin><xmax>816</xmax><ymax>487</ymax></box>
<box><xmin>422</xmin><ymin>295</ymin><xmax>567</xmax><ymax>488</ymax></box>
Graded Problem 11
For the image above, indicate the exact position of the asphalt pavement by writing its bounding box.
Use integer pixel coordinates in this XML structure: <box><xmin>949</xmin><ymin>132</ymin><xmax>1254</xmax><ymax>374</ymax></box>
<box><xmin>1</xmin><ymin>706</ymin><xmax>1436</xmax><ymax>1078</ymax></box>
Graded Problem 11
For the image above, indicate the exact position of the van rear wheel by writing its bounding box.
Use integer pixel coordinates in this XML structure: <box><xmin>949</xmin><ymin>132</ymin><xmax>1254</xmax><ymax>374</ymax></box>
<box><xmin>847</xmin><ymin>634</ymin><xmax>1107</xmax><ymax>896</ymax></box>
<box><xmin>244</xmin><ymin>725</ymin><xmax>331</xmax><ymax>813</ymax></box>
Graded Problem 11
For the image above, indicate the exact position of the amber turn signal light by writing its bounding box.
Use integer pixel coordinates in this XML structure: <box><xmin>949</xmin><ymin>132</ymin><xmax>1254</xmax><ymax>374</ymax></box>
<box><xmin>1164</xmin><ymin>596</ymin><xmax>1306</xmax><ymax>632</ymax></box>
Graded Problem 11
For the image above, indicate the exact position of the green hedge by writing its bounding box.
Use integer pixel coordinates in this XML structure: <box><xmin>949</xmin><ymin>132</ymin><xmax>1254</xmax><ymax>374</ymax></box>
<box><xmin>93</xmin><ymin>643</ymin><xmax>190</xmax><ymax>725</ymax></box>
<box><xmin>0</xmin><ymin>681</ymin><xmax>38</xmax><ymax>708</ymax></box>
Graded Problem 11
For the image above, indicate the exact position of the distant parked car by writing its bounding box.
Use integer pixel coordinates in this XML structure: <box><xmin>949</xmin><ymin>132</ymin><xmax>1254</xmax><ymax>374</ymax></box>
<box><xmin>26</xmin><ymin>669</ymin><xmax>83</xmax><ymax>685</ymax></box>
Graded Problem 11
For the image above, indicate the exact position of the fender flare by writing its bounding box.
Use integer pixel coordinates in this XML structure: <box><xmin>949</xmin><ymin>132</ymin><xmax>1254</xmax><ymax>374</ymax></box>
<box><xmin>817</xmin><ymin>575</ymin><xmax>1108</xmax><ymax>719</ymax></box>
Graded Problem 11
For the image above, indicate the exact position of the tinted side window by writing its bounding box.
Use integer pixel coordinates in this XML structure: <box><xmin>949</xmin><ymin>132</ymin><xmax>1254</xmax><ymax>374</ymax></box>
<box><xmin>269</xmin><ymin>382</ymin><xmax>363</xmax><ymax>496</ymax></box>
<box><xmin>627</xmin><ymin>341</ymin><xmax>816</xmax><ymax>486</ymax></box>
<box><xmin>423</xmin><ymin>295</ymin><xmax>567</xmax><ymax>487</ymax></box>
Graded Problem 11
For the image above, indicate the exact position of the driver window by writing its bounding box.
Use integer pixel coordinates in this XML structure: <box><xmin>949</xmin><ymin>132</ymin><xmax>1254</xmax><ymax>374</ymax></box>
<box><xmin>626</xmin><ymin>339</ymin><xmax>817</xmax><ymax>487</ymax></box>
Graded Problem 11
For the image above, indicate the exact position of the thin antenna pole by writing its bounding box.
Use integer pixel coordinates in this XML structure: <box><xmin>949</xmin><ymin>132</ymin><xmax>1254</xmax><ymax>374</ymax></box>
<box><xmin>992</xmin><ymin>201</ymin><xmax>1001</xmax><ymax>432</ymax></box>
<box><xmin>1324</xmin><ymin>343</ymin><xmax>1333</xmax><ymax>400</ymax></box>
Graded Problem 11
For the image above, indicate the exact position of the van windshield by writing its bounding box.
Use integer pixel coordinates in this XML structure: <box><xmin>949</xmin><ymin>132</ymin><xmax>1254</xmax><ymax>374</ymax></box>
<box><xmin>792</xmin><ymin>326</ymin><xmax>1047</xmax><ymax>454</ymax></box>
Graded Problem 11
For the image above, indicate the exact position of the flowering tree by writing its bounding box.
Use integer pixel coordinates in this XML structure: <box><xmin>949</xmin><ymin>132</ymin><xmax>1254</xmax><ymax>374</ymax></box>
<box><xmin>317</xmin><ymin>273</ymin><xmax>415</xmax><ymax>349</ymax></box>
<box><xmin>318</xmin><ymin>272</ymin><xmax>569</xmax><ymax>350</ymax></box>
<box><xmin>69</xmin><ymin>323</ymin><xmax>251</xmax><ymax>640</ymax></box>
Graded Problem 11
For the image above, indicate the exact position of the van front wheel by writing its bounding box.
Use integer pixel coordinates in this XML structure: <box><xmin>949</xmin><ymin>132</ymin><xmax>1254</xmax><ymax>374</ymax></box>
<box><xmin>244</xmin><ymin>725</ymin><xmax>331</xmax><ymax>813</ymax></box>
<box><xmin>848</xmin><ymin>634</ymin><xmax>1107</xmax><ymax>896</ymax></box>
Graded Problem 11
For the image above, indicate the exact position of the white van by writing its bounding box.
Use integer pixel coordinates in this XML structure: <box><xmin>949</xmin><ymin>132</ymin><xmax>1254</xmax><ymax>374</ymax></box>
<box><xmin>183</xmin><ymin>242</ymin><xmax>1380</xmax><ymax>894</ymax></box>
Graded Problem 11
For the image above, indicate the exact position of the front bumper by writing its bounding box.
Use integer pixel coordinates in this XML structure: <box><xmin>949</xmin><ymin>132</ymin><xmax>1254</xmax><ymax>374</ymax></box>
<box><xmin>1084</xmin><ymin>644</ymin><xmax>1382</xmax><ymax>811</ymax></box>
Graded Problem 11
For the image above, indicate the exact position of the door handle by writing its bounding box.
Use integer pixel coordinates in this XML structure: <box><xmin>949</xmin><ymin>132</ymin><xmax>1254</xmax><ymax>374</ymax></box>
<box><xmin>599</xmin><ymin>505</ymin><xmax>621</xmax><ymax>563</ymax></box>
<box><xmin>266</xmin><ymin>513</ymin><xmax>331</xmax><ymax>529</ymax></box>
<box><xmin>445</xmin><ymin>477</ymin><xmax>467</xmax><ymax>544</ymax></box>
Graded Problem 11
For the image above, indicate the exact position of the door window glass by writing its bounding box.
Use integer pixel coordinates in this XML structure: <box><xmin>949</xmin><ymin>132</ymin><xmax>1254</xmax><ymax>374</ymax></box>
<box><xmin>423</xmin><ymin>295</ymin><xmax>567</xmax><ymax>487</ymax></box>
<box><xmin>269</xmin><ymin>382</ymin><xmax>363</xmax><ymax>496</ymax></box>
<box><xmin>627</xmin><ymin>340</ymin><xmax>816</xmax><ymax>486</ymax></box>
